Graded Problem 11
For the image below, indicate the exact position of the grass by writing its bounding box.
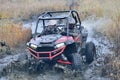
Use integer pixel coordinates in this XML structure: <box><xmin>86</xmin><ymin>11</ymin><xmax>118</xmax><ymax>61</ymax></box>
<box><xmin>0</xmin><ymin>20</ymin><xmax>31</xmax><ymax>47</ymax></box>
<box><xmin>0</xmin><ymin>0</ymin><xmax>119</xmax><ymax>21</ymax></box>
<box><xmin>0</xmin><ymin>0</ymin><xmax>69</xmax><ymax>20</ymax></box>
<box><xmin>76</xmin><ymin>0</ymin><xmax>103</xmax><ymax>20</ymax></box>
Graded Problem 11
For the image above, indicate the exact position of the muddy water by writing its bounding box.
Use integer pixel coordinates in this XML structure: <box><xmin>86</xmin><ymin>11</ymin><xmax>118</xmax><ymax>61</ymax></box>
<box><xmin>0</xmin><ymin>16</ymin><xmax>113</xmax><ymax>80</ymax></box>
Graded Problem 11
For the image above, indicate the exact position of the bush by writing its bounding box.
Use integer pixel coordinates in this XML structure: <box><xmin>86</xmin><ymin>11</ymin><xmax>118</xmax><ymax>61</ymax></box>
<box><xmin>77</xmin><ymin>0</ymin><xmax>103</xmax><ymax>20</ymax></box>
<box><xmin>0</xmin><ymin>20</ymin><xmax>31</xmax><ymax>47</ymax></box>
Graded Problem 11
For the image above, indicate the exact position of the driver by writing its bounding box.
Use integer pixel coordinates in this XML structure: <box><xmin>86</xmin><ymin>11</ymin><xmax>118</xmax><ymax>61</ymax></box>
<box><xmin>41</xmin><ymin>20</ymin><xmax>57</xmax><ymax>35</ymax></box>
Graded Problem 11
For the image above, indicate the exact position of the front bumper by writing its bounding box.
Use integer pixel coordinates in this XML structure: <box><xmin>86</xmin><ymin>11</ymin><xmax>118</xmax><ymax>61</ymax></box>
<box><xmin>27</xmin><ymin>46</ymin><xmax>66</xmax><ymax>60</ymax></box>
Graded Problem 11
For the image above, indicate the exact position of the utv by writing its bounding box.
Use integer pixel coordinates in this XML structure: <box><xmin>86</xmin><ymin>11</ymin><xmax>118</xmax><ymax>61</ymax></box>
<box><xmin>27</xmin><ymin>10</ymin><xmax>96</xmax><ymax>70</ymax></box>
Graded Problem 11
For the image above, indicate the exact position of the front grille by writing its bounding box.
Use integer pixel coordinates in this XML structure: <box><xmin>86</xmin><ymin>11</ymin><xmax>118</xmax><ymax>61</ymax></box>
<box><xmin>37</xmin><ymin>47</ymin><xmax>54</xmax><ymax>52</ymax></box>
<box><xmin>39</xmin><ymin>53</ymin><xmax>49</xmax><ymax>57</ymax></box>
<box><xmin>40</xmin><ymin>42</ymin><xmax>53</xmax><ymax>44</ymax></box>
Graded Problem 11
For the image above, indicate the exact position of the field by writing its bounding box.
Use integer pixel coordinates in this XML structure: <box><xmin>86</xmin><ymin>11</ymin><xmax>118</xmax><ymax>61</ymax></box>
<box><xmin>0</xmin><ymin>0</ymin><xmax>120</xmax><ymax>79</ymax></box>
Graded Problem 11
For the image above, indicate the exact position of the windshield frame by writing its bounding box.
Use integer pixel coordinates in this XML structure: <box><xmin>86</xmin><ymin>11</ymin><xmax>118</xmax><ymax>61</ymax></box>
<box><xmin>35</xmin><ymin>17</ymin><xmax>69</xmax><ymax>36</ymax></box>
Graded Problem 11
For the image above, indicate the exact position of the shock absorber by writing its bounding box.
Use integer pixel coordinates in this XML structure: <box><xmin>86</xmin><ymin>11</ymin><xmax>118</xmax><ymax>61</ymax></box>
<box><xmin>61</xmin><ymin>54</ymin><xmax>68</xmax><ymax>61</ymax></box>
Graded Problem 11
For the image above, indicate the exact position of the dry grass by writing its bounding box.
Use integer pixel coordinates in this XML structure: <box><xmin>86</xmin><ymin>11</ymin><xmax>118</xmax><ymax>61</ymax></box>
<box><xmin>0</xmin><ymin>20</ymin><xmax>31</xmax><ymax>47</ymax></box>
<box><xmin>76</xmin><ymin>0</ymin><xmax>103</xmax><ymax>20</ymax></box>
<box><xmin>76</xmin><ymin>0</ymin><xmax>120</xmax><ymax>20</ymax></box>
<box><xmin>0</xmin><ymin>0</ymin><xmax>69</xmax><ymax>20</ymax></box>
<box><xmin>0</xmin><ymin>0</ymin><xmax>119</xmax><ymax>20</ymax></box>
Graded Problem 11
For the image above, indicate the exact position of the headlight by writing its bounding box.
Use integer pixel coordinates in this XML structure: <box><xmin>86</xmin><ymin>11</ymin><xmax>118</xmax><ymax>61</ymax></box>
<box><xmin>26</xmin><ymin>43</ymin><xmax>29</xmax><ymax>46</ymax></box>
<box><xmin>30</xmin><ymin>44</ymin><xmax>37</xmax><ymax>49</ymax></box>
<box><xmin>55</xmin><ymin>43</ymin><xmax>65</xmax><ymax>48</ymax></box>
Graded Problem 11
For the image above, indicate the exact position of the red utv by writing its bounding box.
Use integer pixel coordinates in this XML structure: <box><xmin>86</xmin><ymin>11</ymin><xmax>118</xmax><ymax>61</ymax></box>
<box><xmin>27</xmin><ymin>10</ymin><xmax>96</xmax><ymax>70</ymax></box>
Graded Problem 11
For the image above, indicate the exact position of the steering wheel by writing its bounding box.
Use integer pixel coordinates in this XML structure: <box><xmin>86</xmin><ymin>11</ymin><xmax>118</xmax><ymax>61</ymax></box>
<box><xmin>56</xmin><ymin>26</ymin><xmax>64</xmax><ymax>34</ymax></box>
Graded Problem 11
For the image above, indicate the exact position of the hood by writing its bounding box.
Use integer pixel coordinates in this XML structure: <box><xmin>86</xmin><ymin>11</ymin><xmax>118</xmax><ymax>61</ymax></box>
<box><xmin>29</xmin><ymin>34</ymin><xmax>62</xmax><ymax>45</ymax></box>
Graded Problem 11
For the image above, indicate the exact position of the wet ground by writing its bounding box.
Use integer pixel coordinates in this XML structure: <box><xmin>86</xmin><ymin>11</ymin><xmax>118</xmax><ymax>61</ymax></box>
<box><xmin>0</xmin><ymin>15</ymin><xmax>113</xmax><ymax>80</ymax></box>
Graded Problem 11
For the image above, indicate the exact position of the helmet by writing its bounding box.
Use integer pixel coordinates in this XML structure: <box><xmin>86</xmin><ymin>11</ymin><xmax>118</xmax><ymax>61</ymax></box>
<box><xmin>47</xmin><ymin>20</ymin><xmax>57</xmax><ymax>33</ymax></box>
<box><xmin>68</xmin><ymin>17</ymin><xmax>75</xmax><ymax>24</ymax></box>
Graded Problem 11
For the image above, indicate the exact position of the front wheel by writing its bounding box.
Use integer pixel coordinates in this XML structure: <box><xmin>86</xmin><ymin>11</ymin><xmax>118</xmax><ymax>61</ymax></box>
<box><xmin>85</xmin><ymin>42</ymin><xmax>96</xmax><ymax>64</ymax></box>
<box><xmin>71</xmin><ymin>53</ymin><xmax>82</xmax><ymax>70</ymax></box>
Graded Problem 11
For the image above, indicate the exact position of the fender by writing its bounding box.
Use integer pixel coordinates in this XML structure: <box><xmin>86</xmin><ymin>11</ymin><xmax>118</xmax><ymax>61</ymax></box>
<box><xmin>56</xmin><ymin>36</ymin><xmax>74</xmax><ymax>45</ymax></box>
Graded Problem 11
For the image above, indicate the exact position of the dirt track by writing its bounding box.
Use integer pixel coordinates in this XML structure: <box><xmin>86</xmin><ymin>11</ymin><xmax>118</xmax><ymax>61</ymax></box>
<box><xmin>0</xmin><ymin>16</ymin><xmax>113</xmax><ymax>80</ymax></box>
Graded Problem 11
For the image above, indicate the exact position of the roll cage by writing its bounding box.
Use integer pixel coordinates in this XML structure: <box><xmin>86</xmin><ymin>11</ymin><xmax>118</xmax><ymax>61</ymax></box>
<box><xmin>35</xmin><ymin>10</ymin><xmax>81</xmax><ymax>36</ymax></box>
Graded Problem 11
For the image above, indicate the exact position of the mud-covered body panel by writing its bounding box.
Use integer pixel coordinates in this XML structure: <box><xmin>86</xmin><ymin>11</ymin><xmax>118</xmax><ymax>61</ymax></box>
<box><xmin>28</xmin><ymin>34</ymin><xmax>74</xmax><ymax>46</ymax></box>
<box><xmin>29</xmin><ymin>34</ymin><xmax>62</xmax><ymax>45</ymax></box>
<box><xmin>56</xmin><ymin>36</ymin><xmax>74</xmax><ymax>44</ymax></box>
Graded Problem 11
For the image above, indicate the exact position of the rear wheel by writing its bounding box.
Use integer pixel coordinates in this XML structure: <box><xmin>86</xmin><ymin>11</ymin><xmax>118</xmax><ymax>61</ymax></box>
<box><xmin>85</xmin><ymin>42</ymin><xmax>96</xmax><ymax>64</ymax></box>
<box><xmin>71</xmin><ymin>53</ymin><xmax>82</xmax><ymax>70</ymax></box>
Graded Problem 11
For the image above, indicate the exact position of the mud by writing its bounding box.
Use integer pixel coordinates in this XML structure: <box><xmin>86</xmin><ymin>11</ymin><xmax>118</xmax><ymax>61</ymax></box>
<box><xmin>0</xmin><ymin>15</ymin><xmax>113</xmax><ymax>80</ymax></box>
